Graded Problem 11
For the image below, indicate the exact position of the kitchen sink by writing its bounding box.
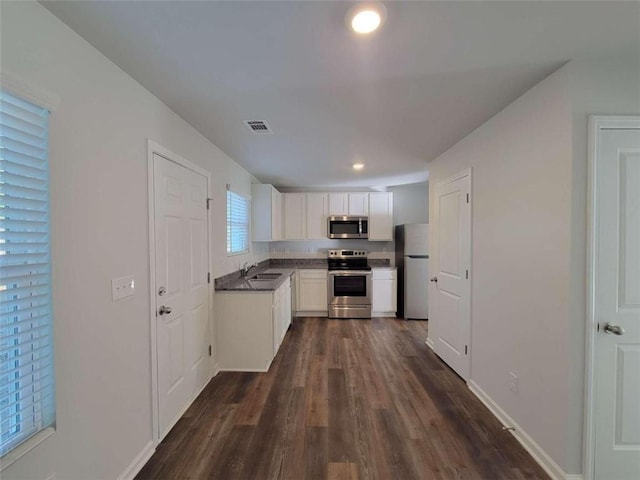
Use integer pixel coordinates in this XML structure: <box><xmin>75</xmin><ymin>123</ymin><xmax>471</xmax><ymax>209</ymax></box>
<box><xmin>250</xmin><ymin>273</ymin><xmax>282</xmax><ymax>280</ymax></box>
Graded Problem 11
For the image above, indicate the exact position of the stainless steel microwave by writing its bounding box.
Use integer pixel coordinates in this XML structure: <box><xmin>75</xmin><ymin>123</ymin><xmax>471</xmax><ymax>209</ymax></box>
<box><xmin>327</xmin><ymin>216</ymin><xmax>369</xmax><ymax>239</ymax></box>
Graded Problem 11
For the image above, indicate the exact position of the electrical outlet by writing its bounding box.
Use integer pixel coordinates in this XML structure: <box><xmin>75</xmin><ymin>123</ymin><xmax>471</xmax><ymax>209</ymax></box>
<box><xmin>509</xmin><ymin>372</ymin><xmax>518</xmax><ymax>394</ymax></box>
<box><xmin>112</xmin><ymin>275</ymin><xmax>135</xmax><ymax>301</ymax></box>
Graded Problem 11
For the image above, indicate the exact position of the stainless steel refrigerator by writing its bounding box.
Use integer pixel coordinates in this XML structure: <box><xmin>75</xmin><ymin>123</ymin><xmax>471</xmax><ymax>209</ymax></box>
<box><xmin>395</xmin><ymin>224</ymin><xmax>429</xmax><ymax>319</ymax></box>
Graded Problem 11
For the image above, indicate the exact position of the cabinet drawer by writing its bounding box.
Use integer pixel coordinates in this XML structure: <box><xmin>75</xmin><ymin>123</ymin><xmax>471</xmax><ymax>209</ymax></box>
<box><xmin>298</xmin><ymin>269</ymin><xmax>327</xmax><ymax>280</ymax></box>
<box><xmin>373</xmin><ymin>268</ymin><xmax>396</xmax><ymax>280</ymax></box>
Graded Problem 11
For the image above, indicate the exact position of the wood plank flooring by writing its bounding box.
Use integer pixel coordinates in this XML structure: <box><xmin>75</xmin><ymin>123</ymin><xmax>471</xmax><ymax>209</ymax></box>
<box><xmin>136</xmin><ymin>318</ymin><xmax>550</xmax><ymax>480</ymax></box>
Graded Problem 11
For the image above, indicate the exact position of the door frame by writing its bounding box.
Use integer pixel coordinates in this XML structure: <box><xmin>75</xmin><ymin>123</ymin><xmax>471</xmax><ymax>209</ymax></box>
<box><xmin>146</xmin><ymin>139</ymin><xmax>213</xmax><ymax>443</ymax></box>
<box><xmin>584</xmin><ymin>115</ymin><xmax>640</xmax><ymax>479</ymax></box>
<box><xmin>428</xmin><ymin>167</ymin><xmax>473</xmax><ymax>380</ymax></box>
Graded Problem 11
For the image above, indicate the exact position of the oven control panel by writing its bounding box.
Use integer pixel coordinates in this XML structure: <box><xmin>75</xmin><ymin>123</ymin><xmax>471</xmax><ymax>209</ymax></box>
<box><xmin>328</xmin><ymin>249</ymin><xmax>367</xmax><ymax>257</ymax></box>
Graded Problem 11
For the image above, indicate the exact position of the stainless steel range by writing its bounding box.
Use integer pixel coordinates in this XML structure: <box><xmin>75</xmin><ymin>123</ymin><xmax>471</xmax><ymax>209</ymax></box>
<box><xmin>327</xmin><ymin>249</ymin><xmax>372</xmax><ymax>319</ymax></box>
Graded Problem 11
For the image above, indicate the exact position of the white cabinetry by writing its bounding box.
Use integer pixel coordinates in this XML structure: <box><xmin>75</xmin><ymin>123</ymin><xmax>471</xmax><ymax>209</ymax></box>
<box><xmin>348</xmin><ymin>193</ymin><xmax>369</xmax><ymax>216</ymax></box>
<box><xmin>272</xmin><ymin>277</ymin><xmax>292</xmax><ymax>349</ymax></box>
<box><xmin>296</xmin><ymin>269</ymin><xmax>328</xmax><ymax>315</ymax></box>
<box><xmin>283</xmin><ymin>193</ymin><xmax>306</xmax><ymax>240</ymax></box>
<box><xmin>368</xmin><ymin>192</ymin><xmax>394</xmax><ymax>241</ymax></box>
<box><xmin>278</xmin><ymin>190</ymin><xmax>394</xmax><ymax>242</ymax></box>
<box><xmin>372</xmin><ymin>268</ymin><xmax>397</xmax><ymax>316</ymax></box>
<box><xmin>251</xmin><ymin>184</ymin><xmax>282</xmax><ymax>241</ymax></box>
<box><xmin>328</xmin><ymin>193</ymin><xmax>348</xmax><ymax>215</ymax></box>
<box><xmin>306</xmin><ymin>193</ymin><xmax>329</xmax><ymax>240</ymax></box>
<box><xmin>216</xmin><ymin>277</ymin><xmax>292</xmax><ymax>372</ymax></box>
<box><xmin>329</xmin><ymin>192</ymin><xmax>369</xmax><ymax>216</ymax></box>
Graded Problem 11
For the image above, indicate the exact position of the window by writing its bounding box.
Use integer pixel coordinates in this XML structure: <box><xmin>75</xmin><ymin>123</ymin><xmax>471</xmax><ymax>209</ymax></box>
<box><xmin>226</xmin><ymin>189</ymin><xmax>249</xmax><ymax>255</ymax></box>
<box><xmin>0</xmin><ymin>90</ymin><xmax>55</xmax><ymax>457</ymax></box>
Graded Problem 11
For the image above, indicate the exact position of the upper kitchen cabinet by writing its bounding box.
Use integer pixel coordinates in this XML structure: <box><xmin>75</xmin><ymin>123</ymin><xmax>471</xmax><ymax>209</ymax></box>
<box><xmin>328</xmin><ymin>193</ymin><xmax>348</xmax><ymax>215</ymax></box>
<box><xmin>348</xmin><ymin>193</ymin><xmax>369</xmax><ymax>216</ymax></box>
<box><xmin>283</xmin><ymin>193</ymin><xmax>307</xmax><ymax>240</ymax></box>
<box><xmin>252</xmin><ymin>184</ymin><xmax>282</xmax><ymax>241</ymax></box>
<box><xmin>368</xmin><ymin>192</ymin><xmax>394</xmax><ymax>241</ymax></box>
<box><xmin>329</xmin><ymin>192</ymin><xmax>369</xmax><ymax>216</ymax></box>
<box><xmin>306</xmin><ymin>193</ymin><xmax>329</xmax><ymax>240</ymax></box>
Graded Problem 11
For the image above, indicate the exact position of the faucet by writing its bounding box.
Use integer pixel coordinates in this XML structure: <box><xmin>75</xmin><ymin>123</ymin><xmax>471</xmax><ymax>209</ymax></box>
<box><xmin>240</xmin><ymin>262</ymin><xmax>258</xmax><ymax>278</ymax></box>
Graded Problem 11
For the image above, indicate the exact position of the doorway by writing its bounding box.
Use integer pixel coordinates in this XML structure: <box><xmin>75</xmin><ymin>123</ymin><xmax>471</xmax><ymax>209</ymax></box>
<box><xmin>429</xmin><ymin>168</ymin><xmax>472</xmax><ymax>380</ymax></box>
<box><xmin>147</xmin><ymin>141</ymin><xmax>213</xmax><ymax>441</ymax></box>
<box><xmin>586</xmin><ymin>116</ymin><xmax>640</xmax><ymax>479</ymax></box>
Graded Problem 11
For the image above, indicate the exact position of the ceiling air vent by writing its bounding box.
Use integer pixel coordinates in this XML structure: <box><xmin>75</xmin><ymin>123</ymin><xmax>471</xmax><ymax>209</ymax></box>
<box><xmin>243</xmin><ymin>120</ymin><xmax>273</xmax><ymax>134</ymax></box>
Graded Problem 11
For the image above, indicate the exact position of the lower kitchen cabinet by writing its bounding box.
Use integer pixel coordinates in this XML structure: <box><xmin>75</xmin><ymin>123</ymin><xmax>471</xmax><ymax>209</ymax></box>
<box><xmin>296</xmin><ymin>269</ymin><xmax>327</xmax><ymax>315</ymax></box>
<box><xmin>372</xmin><ymin>268</ymin><xmax>397</xmax><ymax>316</ymax></box>
<box><xmin>216</xmin><ymin>277</ymin><xmax>291</xmax><ymax>371</ymax></box>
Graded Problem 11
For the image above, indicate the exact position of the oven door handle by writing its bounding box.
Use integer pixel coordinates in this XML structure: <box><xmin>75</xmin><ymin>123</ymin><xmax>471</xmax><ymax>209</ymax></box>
<box><xmin>329</xmin><ymin>271</ymin><xmax>372</xmax><ymax>276</ymax></box>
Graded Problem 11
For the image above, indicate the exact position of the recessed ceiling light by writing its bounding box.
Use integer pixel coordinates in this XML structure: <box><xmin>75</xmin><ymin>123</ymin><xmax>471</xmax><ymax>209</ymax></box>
<box><xmin>347</xmin><ymin>3</ymin><xmax>387</xmax><ymax>34</ymax></box>
<box><xmin>353</xmin><ymin>163</ymin><xmax>365</xmax><ymax>170</ymax></box>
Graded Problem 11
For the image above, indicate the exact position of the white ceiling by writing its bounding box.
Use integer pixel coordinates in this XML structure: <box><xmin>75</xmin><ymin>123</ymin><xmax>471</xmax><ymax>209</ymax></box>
<box><xmin>43</xmin><ymin>1</ymin><xmax>640</xmax><ymax>187</ymax></box>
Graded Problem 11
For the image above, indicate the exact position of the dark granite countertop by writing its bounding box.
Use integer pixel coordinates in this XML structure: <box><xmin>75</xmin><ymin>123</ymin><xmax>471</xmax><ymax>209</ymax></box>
<box><xmin>214</xmin><ymin>257</ymin><xmax>391</xmax><ymax>292</ymax></box>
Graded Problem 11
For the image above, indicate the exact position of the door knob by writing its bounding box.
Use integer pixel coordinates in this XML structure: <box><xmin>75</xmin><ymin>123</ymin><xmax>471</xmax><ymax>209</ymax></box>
<box><xmin>603</xmin><ymin>323</ymin><xmax>624</xmax><ymax>335</ymax></box>
<box><xmin>430</xmin><ymin>276</ymin><xmax>438</xmax><ymax>283</ymax></box>
<box><xmin>158</xmin><ymin>305</ymin><xmax>172</xmax><ymax>315</ymax></box>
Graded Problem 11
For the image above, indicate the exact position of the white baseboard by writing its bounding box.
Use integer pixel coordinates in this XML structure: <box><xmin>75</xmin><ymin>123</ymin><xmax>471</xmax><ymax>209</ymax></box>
<box><xmin>565</xmin><ymin>475</ymin><xmax>584</xmax><ymax>480</ymax></box>
<box><xmin>117</xmin><ymin>440</ymin><xmax>155</xmax><ymax>480</ymax></box>
<box><xmin>425</xmin><ymin>337</ymin><xmax>435</xmax><ymax>350</ymax></box>
<box><xmin>219</xmin><ymin>367</ymin><xmax>269</xmax><ymax>373</ymax></box>
<box><xmin>468</xmin><ymin>381</ymin><xmax>574</xmax><ymax>480</ymax></box>
<box><xmin>212</xmin><ymin>362</ymin><xmax>221</xmax><ymax>377</ymax></box>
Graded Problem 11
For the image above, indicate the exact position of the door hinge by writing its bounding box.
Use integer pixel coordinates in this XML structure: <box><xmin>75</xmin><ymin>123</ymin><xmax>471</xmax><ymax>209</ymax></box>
<box><xmin>466</xmin><ymin>193</ymin><xmax>470</xmax><ymax>203</ymax></box>
<box><xmin>597</xmin><ymin>322</ymin><xmax>600</xmax><ymax>332</ymax></box>
<box><xmin>208</xmin><ymin>345</ymin><xmax>212</xmax><ymax>356</ymax></box>
<box><xmin>207</xmin><ymin>272</ymin><xmax>211</xmax><ymax>284</ymax></box>
<box><xmin>206</xmin><ymin>198</ymin><xmax>212</xmax><ymax>210</ymax></box>
<box><xmin>465</xmin><ymin>345</ymin><xmax>468</xmax><ymax>355</ymax></box>
<box><xmin>466</xmin><ymin>269</ymin><xmax>469</xmax><ymax>279</ymax></box>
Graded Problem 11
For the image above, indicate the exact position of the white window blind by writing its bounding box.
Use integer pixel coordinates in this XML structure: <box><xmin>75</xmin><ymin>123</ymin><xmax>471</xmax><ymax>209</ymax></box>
<box><xmin>226</xmin><ymin>189</ymin><xmax>249</xmax><ymax>255</ymax></box>
<box><xmin>0</xmin><ymin>90</ymin><xmax>55</xmax><ymax>457</ymax></box>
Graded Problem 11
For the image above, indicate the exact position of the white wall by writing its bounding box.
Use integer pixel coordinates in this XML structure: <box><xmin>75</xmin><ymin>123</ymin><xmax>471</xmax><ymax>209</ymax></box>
<box><xmin>429</xmin><ymin>66</ymin><xmax>573</xmax><ymax>472</ymax></box>
<box><xmin>564</xmin><ymin>57</ymin><xmax>640</xmax><ymax>473</ymax></box>
<box><xmin>0</xmin><ymin>2</ymin><xmax>266</xmax><ymax>479</ymax></box>
<box><xmin>389</xmin><ymin>182</ymin><xmax>429</xmax><ymax>225</ymax></box>
<box><xmin>428</xmin><ymin>57</ymin><xmax>639</xmax><ymax>475</ymax></box>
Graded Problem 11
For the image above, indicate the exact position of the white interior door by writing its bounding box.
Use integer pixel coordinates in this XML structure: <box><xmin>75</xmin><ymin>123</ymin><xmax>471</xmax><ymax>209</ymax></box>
<box><xmin>431</xmin><ymin>171</ymin><xmax>471</xmax><ymax>379</ymax></box>
<box><xmin>593</xmin><ymin>126</ymin><xmax>640</xmax><ymax>479</ymax></box>
<box><xmin>153</xmin><ymin>153</ymin><xmax>210</xmax><ymax>438</ymax></box>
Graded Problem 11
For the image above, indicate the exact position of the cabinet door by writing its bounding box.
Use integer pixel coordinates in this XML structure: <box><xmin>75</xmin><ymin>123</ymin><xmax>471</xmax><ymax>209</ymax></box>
<box><xmin>272</xmin><ymin>293</ymin><xmax>282</xmax><ymax>353</ymax></box>
<box><xmin>368</xmin><ymin>192</ymin><xmax>393</xmax><ymax>241</ymax></box>
<box><xmin>283</xmin><ymin>193</ymin><xmax>306</xmax><ymax>239</ymax></box>
<box><xmin>284</xmin><ymin>279</ymin><xmax>292</xmax><ymax>330</ymax></box>
<box><xmin>272</xmin><ymin>188</ymin><xmax>282</xmax><ymax>241</ymax></box>
<box><xmin>372</xmin><ymin>279</ymin><xmax>396</xmax><ymax>313</ymax></box>
<box><xmin>297</xmin><ymin>270</ymin><xmax>328</xmax><ymax>311</ymax></box>
<box><xmin>348</xmin><ymin>193</ymin><xmax>369</xmax><ymax>216</ymax></box>
<box><xmin>328</xmin><ymin>193</ymin><xmax>348</xmax><ymax>216</ymax></box>
<box><xmin>306</xmin><ymin>193</ymin><xmax>329</xmax><ymax>240</ymax></box>
<box><xmin>372</xmin><ymin>269</ymin><xmax>397</xmax><ymax>314</ymax></box>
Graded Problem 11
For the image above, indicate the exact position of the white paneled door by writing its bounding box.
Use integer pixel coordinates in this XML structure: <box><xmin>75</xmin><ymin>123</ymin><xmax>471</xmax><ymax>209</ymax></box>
<box><xmin>431</xmin><ymin>170</ymin><xmax>471</xmax><ymax>380</ymax></box>
<box><xmin>593</xmin><ymin>125</ymin><xmax>640</xmax><ymax>479</ymax></box>
<box><xmin>153</xmin><ymin>153</ymin><xmax>210</xmax><ymax>438</ymax></box>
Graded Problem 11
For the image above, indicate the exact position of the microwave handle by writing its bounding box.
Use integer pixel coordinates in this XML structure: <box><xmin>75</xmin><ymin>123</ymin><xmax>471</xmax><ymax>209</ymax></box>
<box><xmin>358</xmin><ymin>218</ymin><xmax>362</xmax><ymax>235</ymax></box>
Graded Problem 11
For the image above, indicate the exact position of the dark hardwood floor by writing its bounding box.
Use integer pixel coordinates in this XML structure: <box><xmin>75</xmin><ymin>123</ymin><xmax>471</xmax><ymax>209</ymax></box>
<box><xmin>136</xmin><ymin>317</ymin><xmax>549</xmax><ymax>480</ymax></box>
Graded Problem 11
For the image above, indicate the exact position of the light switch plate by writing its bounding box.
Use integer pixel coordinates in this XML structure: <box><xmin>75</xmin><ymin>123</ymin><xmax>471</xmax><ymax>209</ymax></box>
<box><xmin>112</xmin><ymin>275</ymin><xmax>135</xmax><ymax>301</ymax></box>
